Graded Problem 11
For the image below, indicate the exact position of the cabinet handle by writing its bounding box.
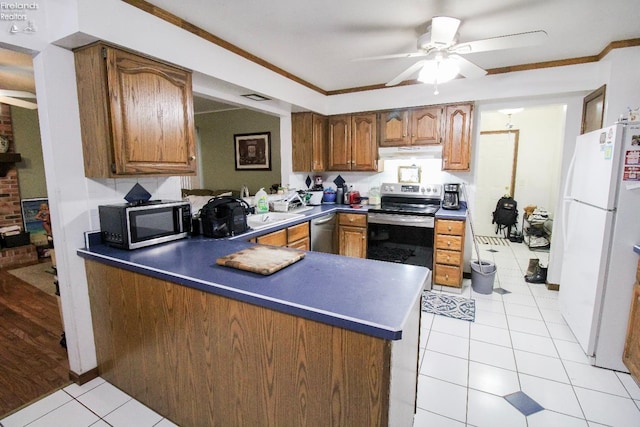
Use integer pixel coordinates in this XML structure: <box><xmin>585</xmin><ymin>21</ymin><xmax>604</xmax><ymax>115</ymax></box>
<box><xmin>189</xmin><ymin>155</ymin><xmax>196</xmax><ymax>160</ymax></box>
<box><xmin>446</xmin><ymin>255</ymin><xmax>450</xmax><ymax>261</ymax></box>
<box><xmin>448</xmin><ymin>226</ymin><xmax>452</xmax><ymax>231</ymax></box>
<box><xmin>445</xmin><ymin>274</ymin><xmax>449</xmax><ymax>279</ymax></box>
<box><xmin>447</xmin><ymin>241</ymin><xmax>451</xmax><ymax>246</ymax></box>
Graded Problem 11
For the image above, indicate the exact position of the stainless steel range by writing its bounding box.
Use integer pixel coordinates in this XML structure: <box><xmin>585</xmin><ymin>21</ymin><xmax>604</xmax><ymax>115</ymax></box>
<box><xmin>367</xmin><ymin>183</ymin><xmax>441</xmax><ymax>269</ymax></box>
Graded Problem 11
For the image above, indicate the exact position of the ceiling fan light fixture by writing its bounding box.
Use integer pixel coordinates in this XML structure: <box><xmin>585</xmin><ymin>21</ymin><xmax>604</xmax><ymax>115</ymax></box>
<box><xmin>417</xmin><ymin>56</ymin><xmax>460</xmax><ymax>85</ymax></box>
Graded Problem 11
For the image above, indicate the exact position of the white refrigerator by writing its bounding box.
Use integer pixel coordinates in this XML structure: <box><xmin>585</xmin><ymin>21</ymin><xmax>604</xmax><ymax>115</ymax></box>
<box><xmin>560</xmin><ymin>122</ymin><xmax>640</xmax><ymax>372</ymax></box>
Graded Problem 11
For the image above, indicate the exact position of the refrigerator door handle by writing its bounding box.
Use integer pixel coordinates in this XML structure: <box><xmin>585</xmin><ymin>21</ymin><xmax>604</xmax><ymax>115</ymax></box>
<box><xmin>562</xmin><ymin>147</ymin><xmax>578</xmax><ymax>244</ymax></box>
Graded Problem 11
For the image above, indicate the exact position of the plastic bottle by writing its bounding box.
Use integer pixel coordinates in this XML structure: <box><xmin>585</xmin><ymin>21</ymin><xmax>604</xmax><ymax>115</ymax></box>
<box><xmin>255</xmin><ymin>188</ymin><xmax>269</xmax><ymax>214</ymax></box>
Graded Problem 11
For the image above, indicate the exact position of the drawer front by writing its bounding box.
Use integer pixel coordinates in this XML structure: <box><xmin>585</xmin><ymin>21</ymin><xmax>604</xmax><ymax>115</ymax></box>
<box><xmin>435</xmin><ymin>249</ymin><xmax>462</xmax><ymax>266</ymax></box>
<box><xmin>287</xmin><ymin>222</ymin><xmax>309</xmax><ymax>243</ymax></box>
<box><xmin>339</xmin><ymin>213</ymin><xmax>367</xmax><ymax>228</ymax></box>
<box><xmin>256</xmin><ymin>229</ymin><xmax>287</xmax><ymax>246</ymax></box>
<box><xmin>436</xmin><ymin>219</ymin><xmax>465</xmax><ymax>235</ymax></box>
<box><xmin>435</xmin><ymin>234</ymin><xmax>463</xmax><ymax>251</ymax></box>
<box><xmin>434</xmin><ymin>264</ymin><xmax>462</xmax><ymax>287</ymax></box>
<box><xmin>288</xmin><ymin>236</ymin><xmax>310</xmax><ymax>251</ymax></box>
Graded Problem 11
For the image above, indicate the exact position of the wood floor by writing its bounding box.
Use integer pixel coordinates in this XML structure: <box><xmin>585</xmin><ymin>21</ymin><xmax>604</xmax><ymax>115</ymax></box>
<box><xmin>0</xmin><ymin>266</ymin><xmax>70</xmax><ymax>417</ymax></box>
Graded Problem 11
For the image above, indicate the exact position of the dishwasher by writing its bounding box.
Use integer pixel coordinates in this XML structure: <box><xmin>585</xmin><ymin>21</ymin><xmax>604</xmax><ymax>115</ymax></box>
<box><xmin>310</xmin><ymin>213</ymin><xmax>336</xmax><ymax>254</ymax></box>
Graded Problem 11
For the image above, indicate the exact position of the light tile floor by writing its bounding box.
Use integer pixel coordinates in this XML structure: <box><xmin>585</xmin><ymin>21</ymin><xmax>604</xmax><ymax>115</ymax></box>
<box><xmin>420</xmin><ymin>241</ymin><xmax>640</xmax><ymax>426</ymax></box>
<box><xmin>2</xmin><ymin>241</ymin><xmax>640</xmax><ymax>426</ymax></box>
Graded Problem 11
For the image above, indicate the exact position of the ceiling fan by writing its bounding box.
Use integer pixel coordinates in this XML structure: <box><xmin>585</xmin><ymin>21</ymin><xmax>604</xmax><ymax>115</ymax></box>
<box><xmin>0</xmin><ymin>90</ymin><xmax>37</xmax><ymax>110</ymax></box>
<box><xmin>358</xmin><ymin>16</ymin><xmax>547</xmax><ymax>93</ymax></box>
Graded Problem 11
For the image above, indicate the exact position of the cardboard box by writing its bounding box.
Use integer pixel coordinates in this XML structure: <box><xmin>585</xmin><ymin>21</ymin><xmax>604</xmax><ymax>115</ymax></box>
<box><xmin>2</xmin><ymin>232</ymin><xmax>30</xmax><ymax>248</ymax></box>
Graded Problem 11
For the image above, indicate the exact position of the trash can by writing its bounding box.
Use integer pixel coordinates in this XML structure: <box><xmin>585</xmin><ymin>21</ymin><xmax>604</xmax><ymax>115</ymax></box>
<box><xmin>470</xmin><ymin>260</ymin><xmax>497</xmax><ymax>295</ymax></box>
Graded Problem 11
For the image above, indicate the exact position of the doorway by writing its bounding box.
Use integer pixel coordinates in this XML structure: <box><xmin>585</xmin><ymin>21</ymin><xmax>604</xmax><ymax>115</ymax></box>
<box><xmin>472</xmin><ymin>105</ymin><xmax>566</xmax><ymax>243</ymax></box>
<box><xmin>0</xmin><ymin>47</ymin><xmax>68</xmax><ymax>417</ymax></box>
<box><xmin>475</xmin><ymin>130</ymin><xmax>520</xmax><ymax>236</ymax></box>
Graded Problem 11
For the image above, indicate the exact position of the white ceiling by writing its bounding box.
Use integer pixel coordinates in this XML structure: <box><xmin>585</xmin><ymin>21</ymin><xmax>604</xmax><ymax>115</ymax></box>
<box><xmin>1</xmin><ymin>1</ymin><xmax>638</xmax><ymax>113</ymax></box>
<box><xmin>145</xmin><ymin>0</ymin><xmax>640</xmax><ymax>92</ymax></box>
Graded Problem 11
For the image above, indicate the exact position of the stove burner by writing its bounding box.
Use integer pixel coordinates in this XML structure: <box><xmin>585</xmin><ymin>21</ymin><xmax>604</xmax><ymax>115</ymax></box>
<box><xmin>368</xmin><ymin>247</ymin><xmax>416</xmax><ymax>263</ymax></box>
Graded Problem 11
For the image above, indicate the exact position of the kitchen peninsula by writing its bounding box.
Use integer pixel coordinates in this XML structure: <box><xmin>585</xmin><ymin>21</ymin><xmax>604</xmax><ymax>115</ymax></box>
<box><xmin>78</xmin><ymin>227</ymin><xmax>427</xmax><ymax>426</ymax></box>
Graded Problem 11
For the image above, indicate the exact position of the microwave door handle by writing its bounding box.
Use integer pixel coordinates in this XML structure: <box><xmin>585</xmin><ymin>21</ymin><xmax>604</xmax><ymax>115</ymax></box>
<box><xmin>177</xmin><ymin>207</ymin><xmax>185</xmax><ymax>233</ymax></box>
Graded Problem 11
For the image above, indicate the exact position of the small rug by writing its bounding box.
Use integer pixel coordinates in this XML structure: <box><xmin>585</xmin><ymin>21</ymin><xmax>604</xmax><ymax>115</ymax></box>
<box><xmin>8</xmin><ymin>261</ymin><xmax>56</xmax><ymax>296</ymax></box>
<box><xmin>422</xmin><ymin>291</ymin><xmax>475</xmax><ymax>322</ymax></box>
<box><xmin>476</xmin><ymin>236</ymin><xmax>510</xmax><ymax>246</ymax></box>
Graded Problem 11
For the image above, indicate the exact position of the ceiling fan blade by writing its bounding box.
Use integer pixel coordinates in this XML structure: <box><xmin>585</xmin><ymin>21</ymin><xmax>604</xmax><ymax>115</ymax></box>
<box><xmin>0</xmin><ymin>90</ymin><xmax>35</xmax><ymax>98</ymax></box>
<box><xmin>353</xmin><ymin>52</ymin><xmax>427</xmax><ymax>62</ymax></box>
<box><xmin>451</xmin><ymin>30</ymin><xmax>547</xmax><ymax>54</ymax></box>
<box><xmin>450</xmin><ymin>55</ymin><xmax>487</xmax><ymax>79</ymax></box>
<box><xmin>385</xmin><ymin>60</ymin><xmax>426</xmax><ymax>86</ymax></box>
<box><xmin>0</xmin><ymin>96</ymin><xmax>37</xmax><ymax>109</ymax></box>
<box><xmin>430</xmin><ymin>16</ymin><xmax>461</xmax><ymax>45</ymax></box>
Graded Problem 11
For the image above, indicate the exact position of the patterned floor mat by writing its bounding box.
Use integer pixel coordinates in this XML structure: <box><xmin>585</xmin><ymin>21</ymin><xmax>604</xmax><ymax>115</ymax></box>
<box><xmin>422</xmin><ymin>291</ymin><xmax>475</xmax><ymax>322</ymax></box>
<box><xmin>475</xmin><ymin>235</ymin><xmax>510</xmax><ymax>246</ymax></box>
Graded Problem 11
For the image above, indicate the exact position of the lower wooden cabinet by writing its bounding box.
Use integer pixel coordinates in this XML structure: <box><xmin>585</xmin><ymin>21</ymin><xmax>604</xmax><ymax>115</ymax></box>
<box><xmin>433</xmin><ymin>219</ymin><xmax>466</xmax><ymax>288</ymax></box>
<box><xmin>338</xmin><ymin>213</ymin><xmax>367</xmax><ymax>258</ymax></box>
<box><xmin>255</xmin><ymin>222</ymin><xmax>310</xmax><ymax>250</ymax></box>
<box><xmin>623</xmin><ymin>259</ymin><xmax>640</xmax><ymax>382</ymax></box>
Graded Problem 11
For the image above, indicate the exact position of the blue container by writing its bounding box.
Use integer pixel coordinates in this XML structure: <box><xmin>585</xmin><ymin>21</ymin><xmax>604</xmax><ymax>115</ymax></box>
<box><xmin>323</xmin><ymin>189</ymin><xmax>336</xmax><ymax>203</ymax></box>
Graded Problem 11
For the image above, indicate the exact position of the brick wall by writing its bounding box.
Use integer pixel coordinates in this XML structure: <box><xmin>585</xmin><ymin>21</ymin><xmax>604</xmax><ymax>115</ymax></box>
<box><xmin>0</xmin><ymin>103</ymin><xmax>37</xmax><ymax>267</ymax></box>
<box><xmin>0</xmin><ymin>103</ymin><xmax>23</xmax><ymax>229</ymax></box>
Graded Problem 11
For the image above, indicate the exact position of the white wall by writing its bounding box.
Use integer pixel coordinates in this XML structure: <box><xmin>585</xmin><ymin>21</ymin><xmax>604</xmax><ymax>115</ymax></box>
<box><xmin>480</xmin><ymin>105</ymin><xmax>566</xmax><ymax>215</ymax></box>
<box><xmin>1</xmin><ymin>0</ymin><xmax>638</xmax><ymax>374</ymax></box>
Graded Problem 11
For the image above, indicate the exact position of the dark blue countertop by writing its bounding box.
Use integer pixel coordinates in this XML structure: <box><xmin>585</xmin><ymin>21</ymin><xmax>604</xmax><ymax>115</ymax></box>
<box><xmin>434</xmin><ymin>201</ymin><xmax>467</xmax><ymax>220</ymax></box>
<box><xmin>78</xmin><ymin>213</ymin><xmax>428</xmax><ymax>341</ymax></box>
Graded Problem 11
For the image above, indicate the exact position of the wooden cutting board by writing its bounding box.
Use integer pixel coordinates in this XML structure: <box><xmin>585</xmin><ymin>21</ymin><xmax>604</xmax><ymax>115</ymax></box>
<box><xmin>216</xmin><ymin>245</ymin><xmax>306</xmax><ymax>275</ymax></box>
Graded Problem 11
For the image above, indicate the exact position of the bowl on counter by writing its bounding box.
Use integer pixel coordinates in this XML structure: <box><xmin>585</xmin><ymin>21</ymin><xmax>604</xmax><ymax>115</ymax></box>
<box><xmin>323</xmin><ymin>188</ymin><xmax>336</xmax><ymax>203</ymax></box>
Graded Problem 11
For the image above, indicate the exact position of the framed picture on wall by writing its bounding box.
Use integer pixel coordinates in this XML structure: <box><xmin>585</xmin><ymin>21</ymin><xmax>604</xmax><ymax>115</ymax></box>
<box><xmin>21</xmin><ymin>197</ymin><xmax>51</xmax><ymax>248</ymax></box>
<box><xmin>234</xmin><ymin>132</ymin><xmax>271</xmax><ymax>170</ymax></box>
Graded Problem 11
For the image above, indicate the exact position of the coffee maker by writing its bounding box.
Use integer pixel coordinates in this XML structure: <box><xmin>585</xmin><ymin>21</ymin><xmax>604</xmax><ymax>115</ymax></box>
<box><xmin>442</xmin><ymin>183</ymin><xmax>461</xmax><ymax>210</ymax></box>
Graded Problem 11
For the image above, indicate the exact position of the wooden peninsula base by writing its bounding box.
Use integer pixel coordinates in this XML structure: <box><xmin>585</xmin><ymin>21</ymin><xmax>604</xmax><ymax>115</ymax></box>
<box><xmin>85</xmin><ymin>260</ymin><xmax>420</xmax><ymax>426</ymax></box>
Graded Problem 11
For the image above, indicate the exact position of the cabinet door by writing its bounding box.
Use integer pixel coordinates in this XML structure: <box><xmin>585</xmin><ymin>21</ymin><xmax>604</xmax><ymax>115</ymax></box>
<box><xmin>339</xmin><ymin>225</ymin><xmax>367</xmax><ymax>258</ymax></box>
<box><xmin>379</xmin><ymin>110</ymin><xmax>409</xmax><ymax>147</ymax></box>
<box><xmin>442</xmin><ymin>103</ymin><xmax>473</xmax><ymax>171</ymax></box>
<box><xmin>411</xmin><ymin>107</ymin><xmax>440</xmax><ymax>145</ymax></box>
<box><xmin>624</xmin><ymin>282</ymin><xmax>640</xmax><ymax>382</ymax></box>
<box><xmin>291</xmin><ymin>112</ymin><xmax>312</xmax><ymax>172</ymax></box>
<box><xmin>327</xmin><ymin>115</ymin><xmax>352</xmax><ymax>171</ymax></box>
<box><xmin>292</xmin><ymin>113</ymin><xmax>326</xmax><ymax>172</ymax></box>
<box><xmin>311</xmin><ymin>114</ymin><xmax>327</xmax><ymax>171</ymax></box>
<box><xmin>351</xmin><ymin>113</ymin><xmax>378</xmax><ymax>171</ymax></box>
<box><xmin>106</xmin><ymin>47</ymin><xmax>196</xmax><ymax>175</ymax></box>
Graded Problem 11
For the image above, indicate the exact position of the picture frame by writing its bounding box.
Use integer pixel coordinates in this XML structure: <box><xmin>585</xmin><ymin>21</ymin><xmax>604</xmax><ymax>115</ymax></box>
<box><xmin>398</xmin><ymin>165</ymin><xmax>421</xmax><ymax>183</ymax></box>
<box><xmin>21</xmin><ymin>197</ymin><xmax>50</xmax><ymax>247</ymax></box>
<box><xmin>234</xmin><ymin>132</ymin><xmax>271</xmax><ymax>170</ymax></box>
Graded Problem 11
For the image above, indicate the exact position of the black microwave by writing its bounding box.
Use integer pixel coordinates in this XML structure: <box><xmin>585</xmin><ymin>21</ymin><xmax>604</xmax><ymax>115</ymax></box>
<box><xmin>98</xmin><ymin>200</ymin><xmax>191</xmax><ymax>250</ymax></box>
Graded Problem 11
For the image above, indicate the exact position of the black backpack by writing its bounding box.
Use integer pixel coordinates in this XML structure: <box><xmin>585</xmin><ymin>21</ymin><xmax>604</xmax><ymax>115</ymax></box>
<box><xmin>492</xmin><ymin>196</ymin><xmax>518</xmax><ymax>237</ymax></box>
<box><xmin>200</xmin><ymin>196</ymin><xmax>251</xmax><ymax>238</ymax></box>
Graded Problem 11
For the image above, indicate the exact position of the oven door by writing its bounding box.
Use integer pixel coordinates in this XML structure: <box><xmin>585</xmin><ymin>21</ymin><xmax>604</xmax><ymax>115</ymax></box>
<box><xmin>367</xmin><ymin>212</ymin><xmax>434</xmax><ymax>269</ymax></box>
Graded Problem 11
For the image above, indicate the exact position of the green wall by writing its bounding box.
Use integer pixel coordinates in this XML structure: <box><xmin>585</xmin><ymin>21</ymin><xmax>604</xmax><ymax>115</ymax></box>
<box><xmin>11</xmin><ymin>106</ymin><xmax>47</xmax><ymax>200</ymax></box>
<box><xmin>195</xmin><ymin>109</ymin><xmax>281</xmax><ymax>195</ymax></box>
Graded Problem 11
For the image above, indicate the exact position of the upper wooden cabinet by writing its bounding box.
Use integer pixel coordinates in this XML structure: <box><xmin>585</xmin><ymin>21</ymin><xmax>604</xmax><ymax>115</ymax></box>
<box><xmin>292</xmin><ymin>112</ymin><xmax>327</xmax><ymax>172</ymax></box>
<box><xmin>328</xmin><ymin>113</ymin><xmax>380</xmax><ymax>172</ymax></box>
<box><xmin>74</xmin><ymin>42</ymin><xmax>196</xmax><ymax>178</ymax></box>
<box><xmin>442</xmin><ymin>103</ymin><xmax>473</xmax><ymax>171</ymax></box>
<box><xmin>380</xmin><ymin>106</ymin><xmax>440</xmax><ymax>147</ymax></box>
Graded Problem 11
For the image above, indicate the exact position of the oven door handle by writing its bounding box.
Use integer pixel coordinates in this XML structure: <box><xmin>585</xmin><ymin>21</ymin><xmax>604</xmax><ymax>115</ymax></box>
<box><xmin>368</xmin><ymin>213</ymin><xmax>434</xmax><ymax>227</ymax></box>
